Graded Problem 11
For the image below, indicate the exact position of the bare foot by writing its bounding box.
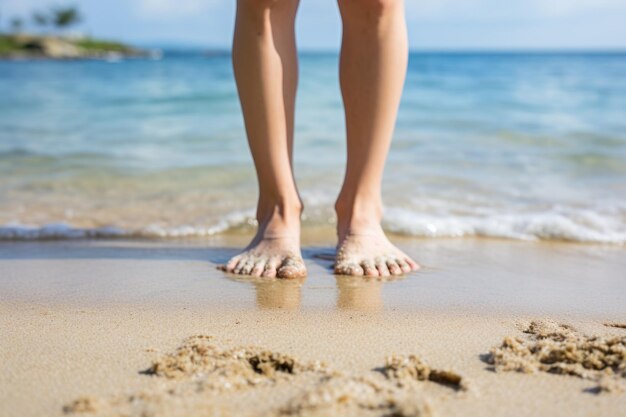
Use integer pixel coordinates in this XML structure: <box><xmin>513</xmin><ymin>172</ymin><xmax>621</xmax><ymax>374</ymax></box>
<box><xmin>219</xmin><ymin>236</ymin><xmax>305</xmax><ymax>279</ymax></box>
<box><xmin>334</xmin><ymin>227</ymin><xmax>420</xmax><ymax>277</ymax></box>
<box><xmin>218</xmin><ymin>203</ymin><xmax>306</xmax><ymax>279</ymax></box>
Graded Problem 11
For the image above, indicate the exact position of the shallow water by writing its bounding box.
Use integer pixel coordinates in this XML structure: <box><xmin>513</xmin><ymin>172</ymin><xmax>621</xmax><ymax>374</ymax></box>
<box><xmin>2</xmin><ymin>237</ymin><xmax>625</xmax><ymax>317</ymax></box>
<box><xmin>1</xmin><ymin>52</ymin><xmax>625</xmax><ymax>243</ymax></box>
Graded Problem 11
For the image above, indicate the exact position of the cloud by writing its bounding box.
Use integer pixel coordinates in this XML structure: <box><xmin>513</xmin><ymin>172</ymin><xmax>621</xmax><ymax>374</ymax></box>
<box><xmin>133</xmin><ymin>0</ymin><xmax>222</xmax><ymax>20</ymax></box>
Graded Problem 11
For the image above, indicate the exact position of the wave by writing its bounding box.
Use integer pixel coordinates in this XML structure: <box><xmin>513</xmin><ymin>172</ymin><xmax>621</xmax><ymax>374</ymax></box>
<box><xmin>1</xmin><ymin>206</ymin><xmax>625</xmax><ymax>244</ymax></box>
<box><xmin>383</xmin><ymin>206</ymin><xmax>626</xmax><ymax>244</ymax></box>
<box><xmin>0</xmin><ymin>210</ymin><xmax>254</xmax><ymax>241</ymax></box>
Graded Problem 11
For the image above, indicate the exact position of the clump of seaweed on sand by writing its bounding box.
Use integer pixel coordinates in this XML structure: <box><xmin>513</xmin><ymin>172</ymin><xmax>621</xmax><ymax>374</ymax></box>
<box><xmin>486</xmin><ymin>320</ymin><xmax>626</xmax><ymax>393</ymax></box>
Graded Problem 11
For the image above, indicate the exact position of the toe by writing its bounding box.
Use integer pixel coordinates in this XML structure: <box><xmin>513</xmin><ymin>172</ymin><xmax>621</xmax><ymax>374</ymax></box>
<box><xmin>277</xmin><ymin>257</ymin><xmax>306</xmax><ymax>279</ymax></box>
<box><xmin>348</xmin><ymin>264</ymin><xmax>364</xmax><ymax>276</ymax></box>
<box><xmin>405</xmin><ymin>257</ymin><xmax>420</xmax><ymax>271</ymax></box>
<box><xmin>397</xmin><ymin>259</ymin><xmax>412</xmax><ymax>273</ymax></box>
<box><xmin>232</xmin><ymin>258</ymin><xmax>247</xmax><ymax>274</ymax></box>
<box><xmin>240</xmin><ymin>259</ymin><xmax>256</xmax><ymax>275</ymax></box>
<box><xmin>222</xmin><ymin>255</ymin><xmax>241</xmax><ymax>272</ymax></box>
<box><xmin>361</xmin><ymin>260</ymin><xmax>379</xmax><ymax>277</ymax></box>
<box><xmin>335</xmin><ymin>262</ymin><xmax>363</xmax><ymax>276</ymax></box>
<box><xmin>386</xmin><ymin>260</ymin><xmax>402</xmax><ymax>276</ymax></box>
<box><xmin>334</xmin><ymin>261</ymin><xmax>350</xmax><ymax>275</ymax></box>
<box><xmin>261</xmin><ymin>257</ymin><xmax>280</xmax><ymax>278</ymax></box>
<box><xmin>251</xmin><ymin>260</ymin><xmax>266</xmax><ymax>277</ymax></box>
<box><xmin>376</xmin><ymin>261</ymin><xmax>391</xmax><ymax>277</ymax></box>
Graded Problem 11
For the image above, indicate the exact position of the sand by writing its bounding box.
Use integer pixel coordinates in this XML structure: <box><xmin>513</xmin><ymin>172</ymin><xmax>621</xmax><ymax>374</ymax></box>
<box><xmin>486</xmin><ymin>320</ymin><xmax>626</xmax><ymax>392</ymax></box>
<box><xmin>1</xmin><ymin>234</ymin><xmax>625</xmax><ymax>417</ymax></box>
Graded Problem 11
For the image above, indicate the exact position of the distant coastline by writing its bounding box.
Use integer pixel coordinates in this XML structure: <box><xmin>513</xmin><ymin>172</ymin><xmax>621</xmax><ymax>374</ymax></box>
<box><xmin>0</xmin><ymin>34</ymin><xmax>149</xmax><ymax>60</ymax></box>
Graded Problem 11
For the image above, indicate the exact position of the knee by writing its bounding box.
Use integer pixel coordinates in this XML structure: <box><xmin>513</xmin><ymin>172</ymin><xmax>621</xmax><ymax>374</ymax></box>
<box><xmin>362</xmin><ymin>0</ymin><xmax>402</xmax><ymax>13</ymax></box>
<box><xmin>338</xmin><ymin>0</ymin><xmax>402</xmax><ymax>19</ymax></box>
<box><xmin>236</xmin><ymin>0</ymin><xmax>298</xmax><ymax>28</ymax></box>
<box><xmin>237</xmin><ymin>0</ymin><xmax>290</xmax><ymax>13</ymax></box>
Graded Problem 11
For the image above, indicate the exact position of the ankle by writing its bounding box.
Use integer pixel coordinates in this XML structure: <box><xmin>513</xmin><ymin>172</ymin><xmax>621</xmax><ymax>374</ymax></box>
<box><xmin>335</xmin><ymin>194</ymin><xmax>383</xmax><ymax>237</ymax></box>
<box><xmin>256</xmin><ymin>196</ymin><xmax>303</xmax><ymax>238</ymax></box>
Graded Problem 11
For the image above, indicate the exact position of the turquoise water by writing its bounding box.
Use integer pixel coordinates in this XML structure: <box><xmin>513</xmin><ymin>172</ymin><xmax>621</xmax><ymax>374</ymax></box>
<box><xmin>1</xmin><ymin>52</ymin><xmax>625</xmax><ymax>242</ymax></box>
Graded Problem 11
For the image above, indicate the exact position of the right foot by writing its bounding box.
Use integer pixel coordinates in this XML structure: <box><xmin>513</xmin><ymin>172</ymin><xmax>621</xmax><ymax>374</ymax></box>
<box><xmin>333</xmin><ymin>197</ymin><xmax>420</xmax><ymax>277</ymax></box>
<box><xmin>218</xmin><ymin>201</ymin><xmax>306</xmax><ymax>279</ymax></box>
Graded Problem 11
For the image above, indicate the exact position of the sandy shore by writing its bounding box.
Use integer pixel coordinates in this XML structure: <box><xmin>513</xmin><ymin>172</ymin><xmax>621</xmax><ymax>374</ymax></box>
<box><xmin>1</xmin><ymin>234</ymin><xmax>625</xmax><ymax>416</ymax></box>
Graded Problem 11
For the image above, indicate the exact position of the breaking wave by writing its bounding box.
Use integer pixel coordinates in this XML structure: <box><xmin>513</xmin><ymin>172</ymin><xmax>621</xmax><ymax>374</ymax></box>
<box><xmin>2</xmin><ymin>205</ymin><xmax>625</xmax><ymax>244</ymax></box>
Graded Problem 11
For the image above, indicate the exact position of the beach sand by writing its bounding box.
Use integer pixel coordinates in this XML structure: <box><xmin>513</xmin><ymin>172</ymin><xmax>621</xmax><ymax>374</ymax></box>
<box><xmin>1</xmin><ymin>232</ymin><xmax>625</xmax><ymax>416</ymax></box>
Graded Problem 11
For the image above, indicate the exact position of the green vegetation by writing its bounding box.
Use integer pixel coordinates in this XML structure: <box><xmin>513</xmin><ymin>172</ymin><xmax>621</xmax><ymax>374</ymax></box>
<box><xmin>0</xmin><ymin>35</ymin><xmax>22</xmax><ymax>55</ymax></box>
<box><xmin>0</xmin><ymin>33</ymin><xmax>143</xmax><ymax>58</ymax></box>
<box><xmin>73</xmin><ymin>38</ymin><xmax>133</xmax><ymax>53</ymax></box>
<box><xmin>49</xmin><ymin>6</ymin><xmax>82</xmax><ymax>31</ymax></box>
<box><xmin>0</xmin><ymin>4</ymin><xmax>143</xmax><ymax>59</ymax></box>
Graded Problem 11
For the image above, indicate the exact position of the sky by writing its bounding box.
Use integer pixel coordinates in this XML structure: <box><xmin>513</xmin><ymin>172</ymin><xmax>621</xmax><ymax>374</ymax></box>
<box><xmin>1</xmin><ymin>0</ymin><xmax>626</xmax><ymax>50</ymax></box>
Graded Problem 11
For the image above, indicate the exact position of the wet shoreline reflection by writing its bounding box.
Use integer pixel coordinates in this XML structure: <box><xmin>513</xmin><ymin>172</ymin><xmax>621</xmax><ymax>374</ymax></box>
<box><xmin>226</xmin><ymin>272</ymin><xmax>404</xmax><ymax>311</ymax></box>
<box><xmin>254</xmin><ymin>278</ymin><xmax>305</xmax><ymax>310</ymax></box>
<box><xmin>336</xmin><ymin>276</ymin><xmax>384</xmax><ymax>311</ymax></box>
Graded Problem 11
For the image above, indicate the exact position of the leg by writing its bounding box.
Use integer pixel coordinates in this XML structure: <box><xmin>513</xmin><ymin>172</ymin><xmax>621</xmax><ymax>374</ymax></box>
<box><xmin>219</xmin><ymin>0</ymin><xmax>305</xmax><ymax>279</ymax></box>
<box><xmin>334</xmin><ymin>0</ymin><xmax>419</xmax><ymax>277</ymax></box>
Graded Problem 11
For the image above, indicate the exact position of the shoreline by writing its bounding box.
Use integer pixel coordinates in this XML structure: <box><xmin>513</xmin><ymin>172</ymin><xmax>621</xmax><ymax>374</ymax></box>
<box><xmin>0</xmin><ymin>33</ymin><xmax>150</xmax><ymax>60</ymax></box>
<box><xmin>1</xmin><ymin>236</ymin><xmax>625</xmax><ymax>416</ymax></box>
<box><xmin>1</xmin><ymin>235</ymin><xmax>624</xmax><ymax>318</ymax></box>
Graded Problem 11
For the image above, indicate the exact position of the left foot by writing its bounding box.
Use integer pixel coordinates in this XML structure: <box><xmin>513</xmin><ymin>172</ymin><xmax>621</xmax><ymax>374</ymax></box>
<box><xmin>334</xmin><ymin>201</ymin><xmax>420</xmax><ymax>277</ymax></box>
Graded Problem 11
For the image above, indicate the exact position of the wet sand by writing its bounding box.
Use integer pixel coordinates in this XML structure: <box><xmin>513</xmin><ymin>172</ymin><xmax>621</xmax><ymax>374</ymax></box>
<box><xmin>1</xmin><ymin>234</ymin><xmax>625</xmax><ymax>416</ymax></box>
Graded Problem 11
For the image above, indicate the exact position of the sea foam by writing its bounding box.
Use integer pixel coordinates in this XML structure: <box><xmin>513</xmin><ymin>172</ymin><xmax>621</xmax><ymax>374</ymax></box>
<box><xmin>383</xmin><ymin>206</ymin><xmax>626</xmax><ymax>244</ymax></box>
<box><xmin>1</xmin><ymin>205</ymin><xmax>624</xmax><ymax>244</ymax></box>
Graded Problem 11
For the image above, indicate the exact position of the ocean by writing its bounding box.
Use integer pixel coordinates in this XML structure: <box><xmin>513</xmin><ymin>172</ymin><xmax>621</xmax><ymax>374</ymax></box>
<box><xmin>1</xmin><ymin>52</ymin><xmax>625</xmax><ymax>243</ymax></box>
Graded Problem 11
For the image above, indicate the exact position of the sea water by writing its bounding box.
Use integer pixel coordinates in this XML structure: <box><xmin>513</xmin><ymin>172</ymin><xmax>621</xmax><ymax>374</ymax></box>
<box><xmin>1</xmin><ymin>52</ymin><xmax>625</xmax><ymax>243</ymax></box>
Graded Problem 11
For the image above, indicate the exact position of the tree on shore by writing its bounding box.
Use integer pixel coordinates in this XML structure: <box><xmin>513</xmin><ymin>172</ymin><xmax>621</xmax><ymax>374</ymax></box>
<box><xmin>32</xmin><ymin>11</ymin><xmax>49</xmax><ymax>30</ymax></box>
<box><xmin>3</xmin><ymin>4</ymin><xmax>83</xmax><ymax>36</ymax></box>
<box><xmin>51</xmin><ymin>6</ymin><xmax>81</xmax><ymax>32</ymax></box>
<box><xmin>10</xmin><ymin>17</ymin><xmax>23</xmax><ymax>33</ymax></box>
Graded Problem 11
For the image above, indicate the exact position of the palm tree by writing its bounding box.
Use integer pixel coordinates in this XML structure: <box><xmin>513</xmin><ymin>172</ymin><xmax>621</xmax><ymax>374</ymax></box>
<box><xmin>10</xmin><ymin>17</ymin><xmax>23</xmax><ymax>34</ymax></box>
<box><xmin>32</xmin><ymin>11</ymin><xmax>49</xmax><ymax>30</ymax></box>
<box><xmin>51</xmin><ymin>6</ymin><xmax>81</xmax><ymax>32</ymax></box>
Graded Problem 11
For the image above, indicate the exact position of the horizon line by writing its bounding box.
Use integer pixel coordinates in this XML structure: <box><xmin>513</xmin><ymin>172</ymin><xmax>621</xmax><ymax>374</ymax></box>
<box><xmin>155</xmin><ymin>46</ymin><xmax>626</xmax><ymax>54</ymax></box>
